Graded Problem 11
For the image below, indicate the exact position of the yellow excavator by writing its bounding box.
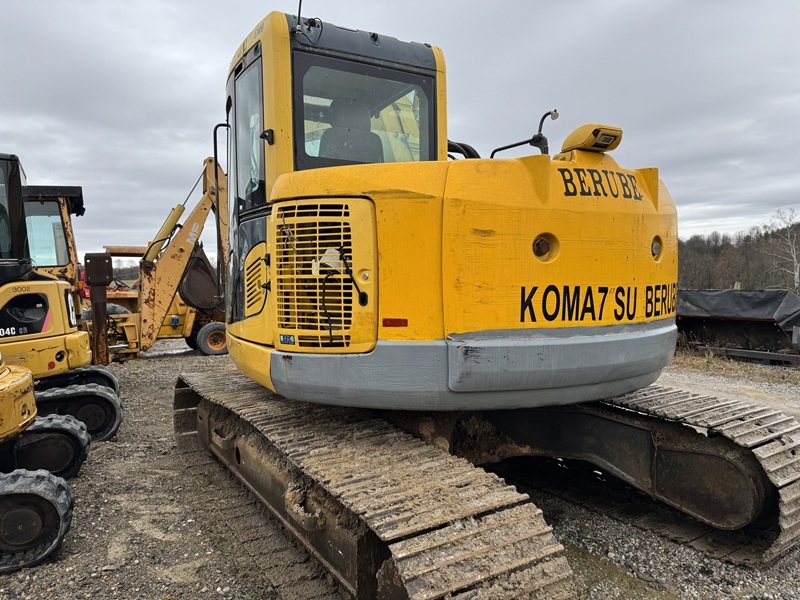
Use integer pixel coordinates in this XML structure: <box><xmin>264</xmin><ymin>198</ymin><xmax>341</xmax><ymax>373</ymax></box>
<box><xmin>0</xmin><ymin>153</ymin><xmax>90</xmax><ymax>573</ymax></box>
<box><xmin>0</xmin><ymin>352</ymin><xmax>89</xmax><ymax>573</ymax></box>
<box><xmin>174</xmin><ymin>11</ymin><xmax>800</xmax><ymax>599</ymax></box>
<box><xmin>89</xmin><ymin>157</ymin><xmax>228</xmax><ymax>359</ymax></box>
<box><xmin>0</xmin><ymin>158</ymin><xmax>123</xmax><ymax>441</ymax></box>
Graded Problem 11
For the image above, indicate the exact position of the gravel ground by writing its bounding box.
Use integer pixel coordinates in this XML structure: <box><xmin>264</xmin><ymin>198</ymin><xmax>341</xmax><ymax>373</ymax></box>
<box><xmin>1</xmin><ymin>344</ymin><xmax>798</xmax><ymax>599</ymax></box>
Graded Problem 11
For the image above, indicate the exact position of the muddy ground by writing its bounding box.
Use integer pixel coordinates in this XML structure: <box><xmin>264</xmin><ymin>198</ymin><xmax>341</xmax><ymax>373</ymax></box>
<box><xmin>1</xmin><ymin>344</ymin><xmax>798</xmax><ymax>599</ymax></box>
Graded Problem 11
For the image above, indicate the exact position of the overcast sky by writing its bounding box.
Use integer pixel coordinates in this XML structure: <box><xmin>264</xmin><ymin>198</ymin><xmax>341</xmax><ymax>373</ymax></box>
<box><xmin>2</xmin><ymin>1</ymin><xmax>799</xmax><ymax>259</ymax></box>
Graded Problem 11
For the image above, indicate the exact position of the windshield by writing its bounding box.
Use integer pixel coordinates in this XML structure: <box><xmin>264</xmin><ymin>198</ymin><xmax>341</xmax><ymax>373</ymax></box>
<box><xmin>24</xmin><ymin>199</ymin><xmax>70</xmax><ymax>266</ymax></box>
<box><xmin>0</xmin><ymin>160</ymin><xmax>13</xmax><ymax>258</ymax></box>
<box><xmin>293</xmin><ymin>52</ymin><xmax>435</xmax><ymax>170</ymax></box>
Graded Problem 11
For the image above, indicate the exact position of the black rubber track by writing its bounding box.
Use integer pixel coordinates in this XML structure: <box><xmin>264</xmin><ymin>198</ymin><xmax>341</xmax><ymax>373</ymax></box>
<box><xmin>0</xmin><ymin>469</ymin><xmax>74</xmax><ymax>574</ymax></box>
<box><xmin>35</xmin><ymin>383</ymin><xmax>123</xmax><ymax>442</ymax></box>
<box><xmin>35</xmin><ymin>365</ymin><xmax>120</xmax><ymax>397</ymax></box>
<box><xmin>15</xmin><ymin>414</ymin><xmax>90</xmax><ymax>479</ymax></box>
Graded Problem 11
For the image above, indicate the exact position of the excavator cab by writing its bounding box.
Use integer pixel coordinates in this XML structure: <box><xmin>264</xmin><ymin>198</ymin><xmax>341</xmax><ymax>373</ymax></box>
<box><xmin>0</xmin><ymin>155</ymin><xmax>33</xmax><ymax>283</ymax></box>
<box><xmin>24</xmin><ymin>185</ymin><xmax>84</xmax><ymax>289</ymax></box>
<box><xmin>0</xmin><ymin>155</ymin><xmax>122</xmax><ymax>441</ymax></box>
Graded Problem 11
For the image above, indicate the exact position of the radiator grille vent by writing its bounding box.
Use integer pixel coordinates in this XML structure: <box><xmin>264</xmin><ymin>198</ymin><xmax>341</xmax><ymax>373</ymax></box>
<box><xmin>274</xmin><ymin>203</ymin><xmax>353</xmax><ymax>348</ymax></box>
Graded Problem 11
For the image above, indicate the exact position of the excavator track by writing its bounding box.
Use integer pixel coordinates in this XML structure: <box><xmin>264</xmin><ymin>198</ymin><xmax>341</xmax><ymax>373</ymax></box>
<box><xmin>497</xmin><ymin>386</ymin><xmax>800</xmax><ymax>565</ymax></box>
<box><xmin>35</xmin><ymin>383</ymin><xmax>123</xmax><ymax>441</ymax></box>
<box><xmin>35</xmin><ymin>365</ymin><xmax>120</xmax><ymax>396</ymax></box>
<box><xmin>0</xmin><ymin>469</ymin><xmax>74</xmax><ymax>573</ymax></box>
<box><xmin>174</xmin><ymin>367</ymin><xmax>575</xmax><ymax>600</ymax></box>
<box><xmin>13</xmin><ymin>414</ymin><xmax>90</xmax><ymax>479</ymax></box>
<box><xmin>604</xmin><ymin>385</ymin><xmax>800</xmax><ymax>562</ymax></box>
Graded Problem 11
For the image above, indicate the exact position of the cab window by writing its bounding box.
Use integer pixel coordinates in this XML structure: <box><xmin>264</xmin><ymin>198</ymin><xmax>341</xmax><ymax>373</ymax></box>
<box><xmin>233</xmin><ymin>58</ymin><xmax>266</xmax><ymax>213</ymax></box>
<box><xmin>293</xmin><ymin>52</ymin><xmax>435</xmax><ymax>170</ymax></box>
<box><xmin>24</xmin><ymin>200</ymin><xmax>69</xmax><ymax>266</ymax></box>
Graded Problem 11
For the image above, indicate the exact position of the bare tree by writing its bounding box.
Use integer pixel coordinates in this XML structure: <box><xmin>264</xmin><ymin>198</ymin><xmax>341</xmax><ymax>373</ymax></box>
<box><xmin>762</xmin><ymin>208</ymin><xmax>800</xmax><ymax>293</ymax></box>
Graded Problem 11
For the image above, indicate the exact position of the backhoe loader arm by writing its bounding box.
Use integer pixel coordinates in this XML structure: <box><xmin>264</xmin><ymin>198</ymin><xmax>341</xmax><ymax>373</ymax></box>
<box><xmin>137</xmin><ymin>158</ymin><xmax>227</xmax><ymax>352</ymax></box>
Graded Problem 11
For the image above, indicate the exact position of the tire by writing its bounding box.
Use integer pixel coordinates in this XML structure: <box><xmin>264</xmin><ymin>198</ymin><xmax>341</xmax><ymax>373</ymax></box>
<box><xmin>185</xmin><ymin>328</ymin><xmax>199</xmax><ymax>350</ymax></box>
<box><xmin>196</xmin><ymin>321</ymin><xmax>228</xmax><ymax>355</ymax></box>
<box><xmin>185</xmin><ymin>335</ymin><xmax>199</xmax><ymax>350</ymax></box>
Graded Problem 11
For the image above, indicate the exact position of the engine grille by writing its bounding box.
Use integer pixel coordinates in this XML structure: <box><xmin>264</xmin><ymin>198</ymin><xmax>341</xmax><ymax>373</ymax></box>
<box><xmin>274</xmin><ymin>203</ymin><xmax>353</xmax><ymax>348</ymax></box>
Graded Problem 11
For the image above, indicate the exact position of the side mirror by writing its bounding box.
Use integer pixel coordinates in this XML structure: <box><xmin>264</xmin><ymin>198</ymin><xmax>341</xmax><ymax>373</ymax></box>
<box><xmin>490</xmin><ymin>109</ymin><xmax>559</xmax><ymax>158</ymax></box>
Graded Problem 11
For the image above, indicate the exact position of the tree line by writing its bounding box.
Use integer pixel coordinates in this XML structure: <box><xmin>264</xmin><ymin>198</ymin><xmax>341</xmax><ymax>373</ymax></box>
<box><xmin>679</xmin><ymin>209</ymin><xmax>800</xmax><ymax>293</ymax></box>
<box><xmin>112</xmin><ymin>254</ymin><xmax>218</xmax><ymax>283</ymax></box>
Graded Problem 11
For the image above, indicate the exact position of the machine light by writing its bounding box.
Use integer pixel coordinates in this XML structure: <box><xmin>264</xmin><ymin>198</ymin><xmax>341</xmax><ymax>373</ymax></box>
<box><xmin>561</xmin><ymin>124</ymin><xmax>623</xmax><ymax>153</ymax></box>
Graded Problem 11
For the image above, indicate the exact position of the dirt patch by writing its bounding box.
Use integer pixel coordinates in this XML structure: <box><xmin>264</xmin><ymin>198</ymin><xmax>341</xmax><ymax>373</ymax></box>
<box><xmin>670</xmin><ymin>348</ymin><xmax>800</xmax><ymax>385</ymax></box>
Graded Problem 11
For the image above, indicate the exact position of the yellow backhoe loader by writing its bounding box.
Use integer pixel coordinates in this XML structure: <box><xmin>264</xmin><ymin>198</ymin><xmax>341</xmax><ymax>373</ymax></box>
<box><xmin>0</xmin><ymin>156</ymin><xmax>123</xmax><ymax>441</ymax></box>
<box><xmin>90</xmin><ymin>158</ymin><xmax>228</xmax><ymax>359</ymax></box>
<box><xmin>174</xmin><ymin>11</ymin><xmax>800</xmax><ymax>599</ymax></box>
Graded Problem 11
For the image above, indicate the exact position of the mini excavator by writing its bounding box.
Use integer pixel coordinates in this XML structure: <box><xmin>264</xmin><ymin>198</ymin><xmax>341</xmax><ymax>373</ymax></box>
<box><xmin>0</xmin><ymin>163</ymin><xmax>123</xmax><ymax>441</ymax></box>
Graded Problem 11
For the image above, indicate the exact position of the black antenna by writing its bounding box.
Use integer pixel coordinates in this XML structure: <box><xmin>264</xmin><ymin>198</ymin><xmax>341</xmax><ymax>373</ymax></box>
<box><xmin>294</xmin><ymin>0</ymin><xmax>303</xmax><ymax>34</ymax></box>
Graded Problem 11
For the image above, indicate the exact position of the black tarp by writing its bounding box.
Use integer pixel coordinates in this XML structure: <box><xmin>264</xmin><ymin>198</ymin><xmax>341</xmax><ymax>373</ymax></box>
<box><xmin>677</xmin><ymin>289</ymin><xmax>800</xmax><ymax>333</ymax></box>
<box><xmin>677</xmin><ymin>289</ymin><xmax>800</xmax><ymax>352</ymax></box>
